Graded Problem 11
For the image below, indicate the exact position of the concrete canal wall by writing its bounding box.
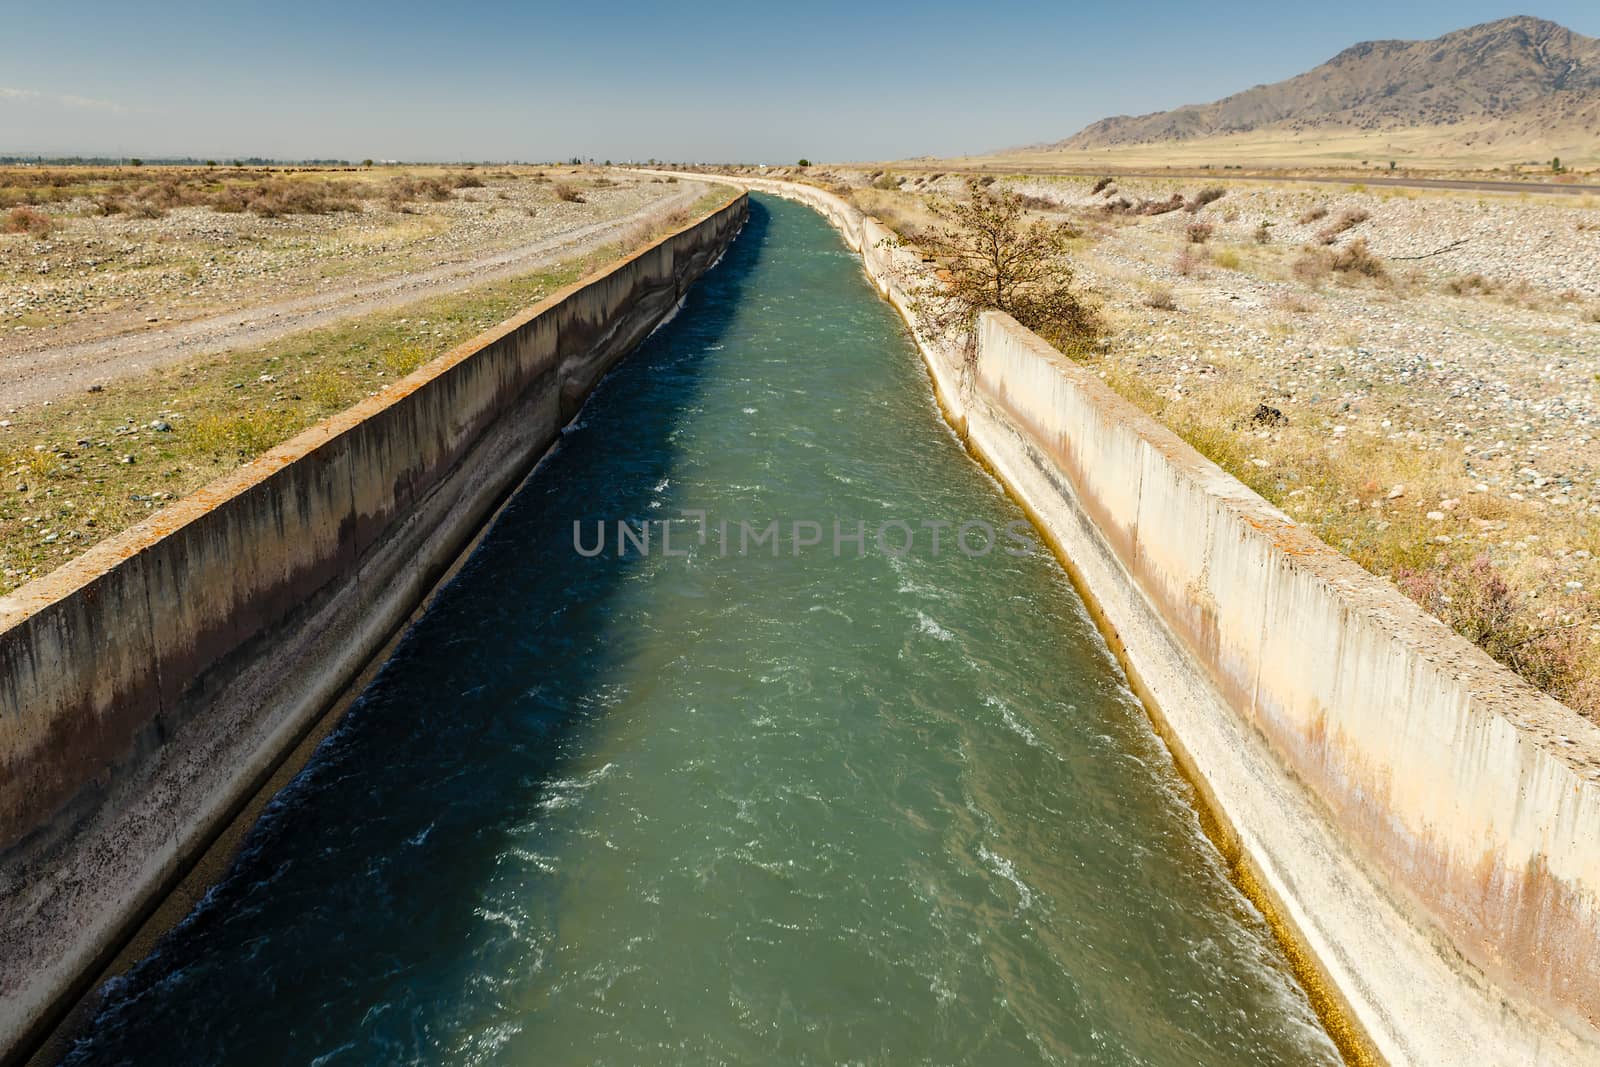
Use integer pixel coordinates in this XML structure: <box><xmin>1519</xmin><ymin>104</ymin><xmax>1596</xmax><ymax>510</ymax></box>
<box><xmin>703</xmin><ymin>171</ymin><xmax>1600</xmax><ymax>1065</ymax></box>
<box><xmin>0</xmin><ymin>192</ymin><xmax>747</xmax><ymax>1063</ymax></box>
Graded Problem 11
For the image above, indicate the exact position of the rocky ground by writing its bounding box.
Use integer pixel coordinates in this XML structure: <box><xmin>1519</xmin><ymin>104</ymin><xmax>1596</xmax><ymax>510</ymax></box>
<box><xmin>774</xmin><ymin>164</ymin><xmax>1600</xmax><ymax>714</ymax></box>
<box><xmin>0</xmin><ymin>171</ymin><xmax>726</xmax><ymax>596</ymax></box>
<box><xmin>0</xmin><ymin>168</ymin><xmax>694</xmax><ymax>404</ymax></box>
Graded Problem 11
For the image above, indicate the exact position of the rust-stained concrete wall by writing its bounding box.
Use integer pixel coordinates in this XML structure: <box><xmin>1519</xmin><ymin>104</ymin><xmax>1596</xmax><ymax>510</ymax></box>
<box><xmin>0</xmin><ymin>192</ymin><xmax>747</xmax><ymax>1063</ymax></box>
<box><xmin>698</xmin><ymin>171</ymin><xmax>1600</xmax><ymax>1065</ymax></box>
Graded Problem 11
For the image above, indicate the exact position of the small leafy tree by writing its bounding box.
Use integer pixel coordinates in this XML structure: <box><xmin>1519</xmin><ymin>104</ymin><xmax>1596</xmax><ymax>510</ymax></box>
<box><xmin>129</xmin><ymin>158</ymin><xmax>143</xmax><ymax>167</ymax></box>
<box><xmin>797</xmin><ymin>158</ymin><xmax>810</xmax><ymax>167</ymax></box>
<box><xmin>911</xmin><ymin>178</ymin><xmax>1101</xmax><ymax>360</ymax></box>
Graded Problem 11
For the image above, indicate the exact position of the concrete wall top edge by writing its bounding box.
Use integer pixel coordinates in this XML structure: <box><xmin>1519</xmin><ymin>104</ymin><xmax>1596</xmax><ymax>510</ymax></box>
<box><xmin>0</xmin><ymin>191</ymin><xmax>746</xmax><ymax>637</ymax></box>
<box><xmin>975</xmin><ymin>307</ymin><xmax>1600</xmax><ymax>777</ymax></box>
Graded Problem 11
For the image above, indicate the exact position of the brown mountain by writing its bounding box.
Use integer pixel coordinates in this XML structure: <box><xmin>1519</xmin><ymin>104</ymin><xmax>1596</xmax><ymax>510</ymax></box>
<box><xmin>1057</xmin><ymin>16</ymin><xmax>1600</xmax><ymax>150</ymax></box>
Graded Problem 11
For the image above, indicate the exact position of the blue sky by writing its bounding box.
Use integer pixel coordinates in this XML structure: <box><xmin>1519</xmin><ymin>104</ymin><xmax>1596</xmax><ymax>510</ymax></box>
<box><xmin>3</xmin><ymin>2</ymin><xmax>1597</xmax><ymax>161</ymax></box>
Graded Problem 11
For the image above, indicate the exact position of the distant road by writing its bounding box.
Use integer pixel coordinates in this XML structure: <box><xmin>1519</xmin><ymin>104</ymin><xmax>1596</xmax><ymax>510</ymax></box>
<box><xmin>888</xmin><ymin>163</ymin><xmax>1600</xmax><ymax>197</ymax></box>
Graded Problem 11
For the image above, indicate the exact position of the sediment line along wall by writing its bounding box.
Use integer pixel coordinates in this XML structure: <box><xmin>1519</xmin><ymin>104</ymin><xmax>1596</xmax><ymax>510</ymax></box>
<box><xmin>701</xmin><ymin>172</ymin><xmax>1600</xmax><ymax>1065</ymax></box>
<box><xmin>0</xmin><ymin>192</ymin><xmax>748</xmax><ymax>1063</ymax></box>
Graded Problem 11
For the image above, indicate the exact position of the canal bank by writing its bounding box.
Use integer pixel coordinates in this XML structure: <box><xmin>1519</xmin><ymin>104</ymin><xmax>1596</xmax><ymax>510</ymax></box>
<box><xmin>697</xmin><ymin>172</ymin><xmax>1600</xmax><ymax>1065</ymax></box>
<box><xmin>0</xmin><ymin>193</ymin><xmax>748</xmax><ymax>1066</ymax></box>
<box><xmin>54</xmin><ymin>195</ymin><xmax>1340</xmax><ymax>1064</ymax></box>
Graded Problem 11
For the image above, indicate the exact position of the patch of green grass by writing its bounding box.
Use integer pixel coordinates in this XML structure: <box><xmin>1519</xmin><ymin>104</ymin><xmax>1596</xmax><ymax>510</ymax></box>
<box><xmin>0</xmin><ymin>189</ymin><xmax>737</xmax><ymax>593</ymax></box>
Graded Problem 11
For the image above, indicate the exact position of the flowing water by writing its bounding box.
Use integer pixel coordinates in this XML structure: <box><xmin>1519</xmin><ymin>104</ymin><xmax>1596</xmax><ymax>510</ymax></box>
<box><xmin>64</xmin><ymin>195</ymin><xmax>1339</xmax><ymax>1065</ymax></box>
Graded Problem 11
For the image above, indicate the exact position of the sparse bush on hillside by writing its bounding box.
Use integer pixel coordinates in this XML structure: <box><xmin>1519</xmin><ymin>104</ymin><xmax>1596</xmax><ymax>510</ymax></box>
<box><xmin>1398</xmin><ymin>557</ymin><xmax>1599</xmax><ymax>717</ymax></box>
<box><xmin>1254</xmin><ymin>220</ymin><xmax>1274</xmax><ymax>244</ymax></box>
<box><xmin>1317</xmin><ymin>208</ymin><xmax>1370</xmax><ymax>244</ymax></box>
<box><xmin>1185</xmin><ymin>221</ymin><xmax>1214</xmax><ymax>244</ymax></box>
<box><xmin>872</xmin><ymin>172</ymin><xmax>901</xmax><ymax>191</ymax></box>
<box><xmin>1143</xmin><ymin>286</ymin><xmax>1177</xmax><ymax>310</ymax></box>
<box><xmin>1292</xmin><ymin>247</ymin><xmax>1332</xmax><ymax>285</ymax></box>
<box><xmin>910</xmin><ymin>177</ymin><xmax>1102</xmax><ymax>360</ymax></box>
<box><xmin>1294</xmin><ymin>238</ymin><xmax>1386</xmax><ymax>283</ymax></box>
<box><xmin>1297</xmin><ymin>205</ymin><xmax>1329</xmax><ymax>225</ymax></box>
<box><xmin>1330</xmin><ymin>238</ymin><xmax>1385</xmax><ymax>278</ymax></box>
<box><xmin>3</xmin><ymin>206</ymin><xmax>54</xmax><ymax>238</ymax></box>
<box><xmin>1186</xmin><ymin>186</ymin><xmax>1226</xmax><ymax>213</ymax></box>
<box><xmin>1091</xmin><ymin>176</ymin><xmax>1114</xmax><ymax>195</ymax></box>
<box><xmin>1015</xmin><ymin>193</ymin><xmax>1059</xmax><ymax>211</ymax></box>
<box><xmin>1139</xmin><ymin>194</ymin><xmax>1185</xmax><ymax>216</ymax></box>
<box><xmin>1444</xmin><ymin>273</ymin><xmax>1498</xmax><ymax>296</ymax></box>
<box><xmin>1174</xmin><ymin>244</ymin><xmax>1204</xmax><ymax>276</ymax></box>
<box><xmin>553</xmin><ymin>183</ymin><xmax>586</xmax><ymax>203</ymax></box>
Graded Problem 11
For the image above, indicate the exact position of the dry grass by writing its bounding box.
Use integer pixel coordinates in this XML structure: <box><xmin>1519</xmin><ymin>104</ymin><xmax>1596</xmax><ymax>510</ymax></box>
<box><xmin>1316</xmin><ymin>208</ymin><xmax>1371</xmax><ymax>245</ymax></box>
<box><xmin>1100</xmin><ymin>348</ymin><xmax>1600</xmax><ymax>719</ymax></box>
<box><xmin>2</xmin><ymin>206</ymin><xmax>53</xmax><ymax>238</ymax></box>
<box><xmin>0</xmin><ymin>188</ymin><xmax>734</xmax><ymax>593</ymax></box>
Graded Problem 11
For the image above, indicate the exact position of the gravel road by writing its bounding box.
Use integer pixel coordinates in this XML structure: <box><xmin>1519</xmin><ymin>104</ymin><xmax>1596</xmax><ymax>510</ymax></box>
<box><xmin>0</xmin><ymin>180</ymin><xmax>710</xmax><ymax>409</ymax></box>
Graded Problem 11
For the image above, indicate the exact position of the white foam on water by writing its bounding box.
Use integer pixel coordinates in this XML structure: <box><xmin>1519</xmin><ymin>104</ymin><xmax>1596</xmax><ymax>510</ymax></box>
<box><xmin>978</xmin><ymin>844</ymin><xmax>1034</xmax><ymax>911</ymax></box>
<box><xmin>916</xmin><ymin>611</ymin><xmax>953</xmax><ymax>642</ymax></box>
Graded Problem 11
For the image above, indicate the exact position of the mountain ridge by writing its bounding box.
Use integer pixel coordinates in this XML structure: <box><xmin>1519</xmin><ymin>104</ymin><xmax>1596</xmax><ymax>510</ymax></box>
<box><xmin>1054</xmin><ymin>16</ymin><xmax>1600</xmax><ymax>152</ymax></box>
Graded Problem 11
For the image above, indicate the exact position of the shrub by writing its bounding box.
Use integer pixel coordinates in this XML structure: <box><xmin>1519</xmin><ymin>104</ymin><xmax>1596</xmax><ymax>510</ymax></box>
<box><xmin>1143</xmin><ymin>286</ymin><xmax>1177</xmax><ymax>310</ymax></box>
<box><xmin>1254</xmin><ymin>220</ymin><xmax>1274</xmax><ymax>244</ymax></box>
<box><xmin>1291</xmin><ymin>248</ymin><xmax>1332</xmax><ymax>285</ymax></box>
<box><xmin>553</xmin><ymin>183</ymin><xmax>585</xmax><ymax>203</ymax></box>
<box><xmin>3</xmin><ymin>206</ymin><xmax>54</xmax><ymax>238</ymax></box>
<box><xmin>872</xmin><ymin>172</ymin><xmax>900</xmax><ymax>191</ymax></box>
<box><xmin>1214</xmin><ymin>248</ymin><xmax>1242</xmax><ymax>270</ymax></box>
<box><xmin>451</xmin><ymin>172</ymin><xmax>485</xmax><ymax>189</ymax></box>
<box><xmin>1139</xmin><ymin>194</ymin><xmax>1185</xmax><ymax>216</ymax></box>
<box><xmin>1091</xmin><ymin>176</ymin><xmax>1114</xmax><ymax>195</ymax></box>
<box><xmin>1186</xmin><ymin>186</ymin><xmax>1226</xmax><ymax>213</ymax></box>
<box><xmin>1185</xmin><ymin>221</ymin><xmax>1214</xmax><ymax>244</ymax></box>
<box><xmin>1397</xmin><ymin>557</ymin><xmax>1598</xmax><ymax>715</ymax></box>
<box><xmin>1445</xmin><ymin>273</ymin><xmax>1498</xmax><ymax>296</ymax></box>
<box><xmin>1316</xmin><ymin>208</ymin><xmax>1370</xmax><ymax>245</ymax></box>
<box><xmin>1297</xmin><ymin>205</ymin><xmax>1329</xmax><ymax>225</ymax></box>
<box><xmin>797</xmin><ymin>158</ymin><xmax>810</xmax><ymax>167</ymax></box>
<box><xmin>1174</xmin><ymin>244</ymin><xmax>1204</xmax><ymax>276</ymax></box>
<box><xmin>1330</xmin><ymin>238</ymin><xmax>1385</xmax><ymax>278</ymax></box>
<box><xmin>912</xmin><ymin>177</ymin><xmax>1102</xmax><ymax>359</ymax></box>
<box><xmin>1015</xmin><ymin>193</ymin><xmax>1058</xmax><ymax>211</ymax></box>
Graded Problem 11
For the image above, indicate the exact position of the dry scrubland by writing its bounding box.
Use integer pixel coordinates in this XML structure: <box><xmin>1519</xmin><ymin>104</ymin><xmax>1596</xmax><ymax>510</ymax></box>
<box><xmin>0</xmin><ymin>164</ymin><xmax>677</xmax><ymax>353</ymax></box>
<box><xmin>730</xmin><ymin>163</ymin><xmax>1600</xmax><ymax>717</ymax></box>
<box><xmin>0</xmin><ymin>165</ymin><xmax>724</xmax><ymax>594</ymax></box>
<box><xmin>951</xmin><ymin>127</ymin><xmax>1600</xmax><ymax>173</ymax></box>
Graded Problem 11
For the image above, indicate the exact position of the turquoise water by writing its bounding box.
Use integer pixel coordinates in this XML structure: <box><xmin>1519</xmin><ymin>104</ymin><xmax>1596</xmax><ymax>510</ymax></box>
<box><xmin>64</xmin><ymin>195</ymin><xmax>1338</xmax><ymax>1065</ymax></box>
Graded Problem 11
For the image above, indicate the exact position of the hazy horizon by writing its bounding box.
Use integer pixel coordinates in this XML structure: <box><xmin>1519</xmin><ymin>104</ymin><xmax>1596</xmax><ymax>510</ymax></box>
<box><xmin>5</xmin><ymin>2</ymin><xmax>1598</xmax><ymax>163</ymax></box>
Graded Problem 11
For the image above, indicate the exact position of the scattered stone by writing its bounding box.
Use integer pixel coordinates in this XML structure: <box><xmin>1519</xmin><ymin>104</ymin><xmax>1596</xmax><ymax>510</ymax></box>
<box><xmin>1250</xmin><ymin>403</ymin><xmax>1288</xmax><ymax>427</ymax></box>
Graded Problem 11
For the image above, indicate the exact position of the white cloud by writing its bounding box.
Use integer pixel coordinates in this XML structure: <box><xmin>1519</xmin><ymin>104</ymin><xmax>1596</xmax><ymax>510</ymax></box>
<box><xmin>0</xmin><ymin>87</ymin><xmax>126</xmax><ymax>114</ymax></box>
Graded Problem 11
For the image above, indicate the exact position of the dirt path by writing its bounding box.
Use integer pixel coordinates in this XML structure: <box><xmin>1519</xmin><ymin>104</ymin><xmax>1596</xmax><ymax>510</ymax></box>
<box><xmin>0</xmin><ymin>181</ymin><xmax>710</xmax><ymax>410</ymax></box>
